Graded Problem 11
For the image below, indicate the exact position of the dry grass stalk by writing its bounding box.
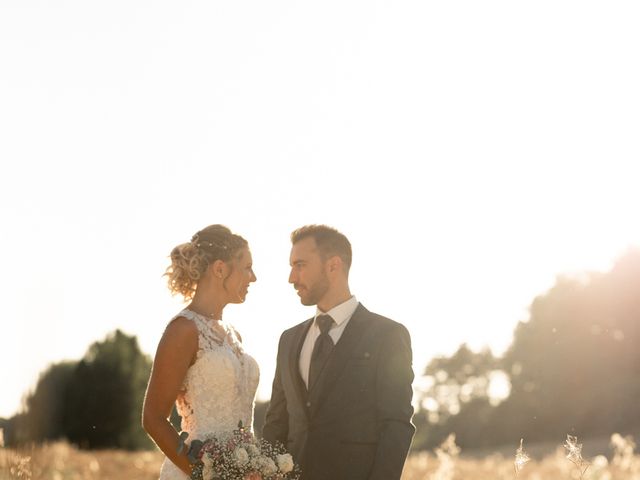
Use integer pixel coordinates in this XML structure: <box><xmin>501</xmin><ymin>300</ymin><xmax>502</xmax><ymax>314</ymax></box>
<box><xmin>1</xmin><ymin>433</ymin><xmax>639</xmax><ymax>479</ymax></box>
<box><xmin>514</xmin><ymin>438</ymin><xmax>530</xmax><ymax>478</ymax></box>
<box><xmin>430</xmin><ymin>433</ymin><xmax>460</xmax><ymax>480</ymax></box>
<box><xmin>563</xmin><ymin>434</ymin><xmax>590</xmax><ymax>479</ymax></box>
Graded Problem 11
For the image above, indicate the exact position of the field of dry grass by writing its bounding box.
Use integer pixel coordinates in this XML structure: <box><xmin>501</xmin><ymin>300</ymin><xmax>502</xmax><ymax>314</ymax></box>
<box><xmin>1</xmin><ymin>433</ymin><xmax>638</xmax><ymax>480</ymax></box>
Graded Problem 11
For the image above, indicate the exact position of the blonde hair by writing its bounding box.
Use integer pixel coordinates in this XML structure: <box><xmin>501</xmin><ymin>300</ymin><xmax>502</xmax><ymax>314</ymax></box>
<box><xmin>165</xmin><ymin>225</ymin><xmax>248</xmax><ymax>300</ymax></box>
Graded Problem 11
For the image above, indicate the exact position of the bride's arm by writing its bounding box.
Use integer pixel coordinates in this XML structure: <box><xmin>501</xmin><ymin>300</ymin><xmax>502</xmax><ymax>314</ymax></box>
<box><xmin>142</xmin><ymin>317</ymin><xmax>198</xmax><ymax>476</ymax></box>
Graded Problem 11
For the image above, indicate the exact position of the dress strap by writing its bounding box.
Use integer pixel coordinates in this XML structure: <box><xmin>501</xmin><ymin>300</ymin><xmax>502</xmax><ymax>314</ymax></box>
<box><xmin>177</xmin><ymin>309</ymin><xmax>227</xmax><ymax>347</ymax></box>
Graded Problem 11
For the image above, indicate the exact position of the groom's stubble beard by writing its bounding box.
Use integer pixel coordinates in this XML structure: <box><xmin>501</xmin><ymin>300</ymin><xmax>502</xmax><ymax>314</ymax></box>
<box><xmin>300</xmin><ymin>270</ymin><xmax>330</xmax><ymax>306</ymax></box>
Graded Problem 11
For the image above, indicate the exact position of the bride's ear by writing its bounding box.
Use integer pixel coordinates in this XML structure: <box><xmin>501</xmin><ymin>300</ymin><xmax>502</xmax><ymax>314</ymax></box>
<box><xmin>210</xmin><ymin>259</ymin><xmax>229</xmax><ymax>280</ymax></box>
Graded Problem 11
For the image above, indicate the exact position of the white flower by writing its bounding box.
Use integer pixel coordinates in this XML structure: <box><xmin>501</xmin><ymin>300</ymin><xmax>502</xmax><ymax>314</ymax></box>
<box><xmin>246</xmin><ymin>444</ymin><xmax>260</xmax><ymax>457</ymax></box>
<box><xmin>234</xmin><ymin>447</ymin><xmax>250</xmax><ymax>466</ymax></box>
<box><xmin>276</xmin><ymin>453</ymin><xmax>294</xmax><ymax>473</ymax></box>
<box><xmin>260</xmin><ymin>457</ymin><xmax>278</xmax><ymax>476</ymax></box>
<box><xmin>250</xmin><ymin>456</ymin><xmax>263</xmax><ymax>470</ymax></box>
<box><xmin>202</xmin><ymin>454</ymin><xmax>214</xmax><ymax>479</ymax></box>
<box><xmin>250</xmin><ymin>455</ymin><xmax>278</xmax><ymax>476</ymax></box>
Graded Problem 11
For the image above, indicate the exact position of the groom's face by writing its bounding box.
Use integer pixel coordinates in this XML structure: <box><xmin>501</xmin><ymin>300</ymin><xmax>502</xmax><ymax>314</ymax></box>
<box><xmin>289</xmin><ymin>237</ymin><xmax>330</xmax><ymax>306</ymax></box>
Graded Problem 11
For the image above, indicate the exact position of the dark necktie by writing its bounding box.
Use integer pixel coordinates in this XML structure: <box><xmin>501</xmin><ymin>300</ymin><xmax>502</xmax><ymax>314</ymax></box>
<box><xmin>308</xmin><ymin>314</ymin><xmax>335</xmax><ymax>390</ymax></box>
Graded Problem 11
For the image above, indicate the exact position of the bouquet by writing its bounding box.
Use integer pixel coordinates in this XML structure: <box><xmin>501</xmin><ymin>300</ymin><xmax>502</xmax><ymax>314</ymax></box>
<box><xmin>179</xmin><ymin>421</ymin><xmax>301</xmax><ymax>480</ymax></box>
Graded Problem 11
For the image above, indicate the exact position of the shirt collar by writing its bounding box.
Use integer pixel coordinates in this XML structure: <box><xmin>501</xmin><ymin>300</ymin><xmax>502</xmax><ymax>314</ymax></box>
<box><xmin>315</xmin><ymin>295</ymin><xmax>358</xmax><ymax>327</ymax></box>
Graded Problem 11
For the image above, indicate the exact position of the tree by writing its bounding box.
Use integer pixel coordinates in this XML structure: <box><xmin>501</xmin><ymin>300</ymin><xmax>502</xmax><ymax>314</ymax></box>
<box><xmin>418</xmin><ymin>344</ymin><xmax>505</xmax><ymax>424</ymax></box>
<box><xmin>63</xmin><ymin>329</ymin><xmax>153</xmax><ymax>450</ymax></box>
<box><xmin>413</xmin><ymin>344</ymin><xmax>509</xmax><ymax>449</ymax></box>
<box><xmin>21</xmin><ymin>361</ymin><xmax>77</xmax><ymax>443</ymax></box>
<box><xmin>502</xmin><ymin>249</ymin><xmax>640</xmax><ymax>441</ymax></box>
<box><xmin>412</xmin><ymin>248</ymin><xmax>640</xmax><ymax>450</ymax></box>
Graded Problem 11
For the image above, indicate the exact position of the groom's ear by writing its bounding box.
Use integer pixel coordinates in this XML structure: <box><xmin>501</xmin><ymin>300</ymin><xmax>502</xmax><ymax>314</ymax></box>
<box><xmin>327</xmin><ymin>255</ymin><xmax>343</xmax><ymax>275</ymax></box>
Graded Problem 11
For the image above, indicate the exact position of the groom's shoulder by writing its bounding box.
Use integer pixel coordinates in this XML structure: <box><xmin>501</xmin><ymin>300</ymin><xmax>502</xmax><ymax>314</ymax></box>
<box><xmin>358</xmin><ymin>304</ymin><xmax>411</xmax><ymax>338</ymax></box>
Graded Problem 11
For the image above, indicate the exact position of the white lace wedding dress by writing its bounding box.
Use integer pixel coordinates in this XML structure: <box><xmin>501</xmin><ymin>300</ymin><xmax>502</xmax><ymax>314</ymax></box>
<box><xmin>159</xmin><ymin>309</ymin><xmax>260</xmax><ymax>480</ymax></box>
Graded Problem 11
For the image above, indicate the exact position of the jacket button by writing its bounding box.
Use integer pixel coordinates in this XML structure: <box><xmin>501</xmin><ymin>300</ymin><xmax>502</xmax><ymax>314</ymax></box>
<box><xmin>306</xmin><ymin>401</ymin><xmax>311</xmax><ymax>407</ymax></box>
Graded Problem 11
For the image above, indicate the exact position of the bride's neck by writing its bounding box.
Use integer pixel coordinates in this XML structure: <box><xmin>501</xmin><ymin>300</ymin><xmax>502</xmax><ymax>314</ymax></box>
<box><xmin>189</xmin><ymin>291</ymin><xmax>224</xmax><ymax>321</ymax></box>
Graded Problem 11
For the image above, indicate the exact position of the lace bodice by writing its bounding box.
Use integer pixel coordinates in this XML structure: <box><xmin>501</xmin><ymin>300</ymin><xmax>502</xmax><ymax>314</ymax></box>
<box><xmin>159</xmin><ymin>309</ymin><xmax>260</xmax><ymax>480</ymax></box>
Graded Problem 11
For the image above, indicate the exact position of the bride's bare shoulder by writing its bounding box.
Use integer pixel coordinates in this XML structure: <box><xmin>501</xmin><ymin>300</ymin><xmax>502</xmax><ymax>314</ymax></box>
<box><xmin>160</xmin><ymin>315</ymin><xmax>199</xmax><ymax>348</ymax></box>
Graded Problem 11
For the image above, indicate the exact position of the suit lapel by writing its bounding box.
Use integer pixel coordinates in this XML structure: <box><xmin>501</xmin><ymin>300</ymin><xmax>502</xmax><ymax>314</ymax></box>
<box><xmin>308</xmin><ymin>303</ymin><xmax>369</xmax><ymax>415</ymax></box>
<box><xmin>288</xmin><ymin>318</ymin><xmax>313</xmax><ymax>418</ymax></box>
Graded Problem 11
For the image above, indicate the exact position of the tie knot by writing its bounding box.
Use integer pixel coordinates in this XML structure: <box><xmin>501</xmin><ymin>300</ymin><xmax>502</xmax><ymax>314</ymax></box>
<box><xmin>315</xmin><ymin>314</ymin><xmax>334</xmax><ymax>334</ymax></box>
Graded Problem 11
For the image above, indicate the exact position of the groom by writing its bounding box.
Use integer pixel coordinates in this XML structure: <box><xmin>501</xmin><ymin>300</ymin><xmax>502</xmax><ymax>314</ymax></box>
<box><xmin>263</xmin><ymin>225</ymin><xmax>415</xmax><ymax>480</ymax></box>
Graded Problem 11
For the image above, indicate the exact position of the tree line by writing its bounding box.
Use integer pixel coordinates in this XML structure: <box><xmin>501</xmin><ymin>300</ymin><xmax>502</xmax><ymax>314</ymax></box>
<box><xmin>412</xmin><ymin>248</ymin><xmax>640</xmax><ymax>450</ymax></box>
<box><xmin>2</xmin><ymin>249</ymin><xmax>639</xmax><ymax>451</ymax></box>
<box><xmin>1</xmin><ymin>330</ymin><xmax>154</xmax><ymax>450</ymax></box>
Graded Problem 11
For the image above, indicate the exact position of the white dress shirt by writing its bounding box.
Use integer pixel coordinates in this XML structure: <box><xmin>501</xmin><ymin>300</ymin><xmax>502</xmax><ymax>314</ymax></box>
<box><xmin>299</xmin><ymin>295</ymin><xmax>359</xmax><ymax>388</ymax></box>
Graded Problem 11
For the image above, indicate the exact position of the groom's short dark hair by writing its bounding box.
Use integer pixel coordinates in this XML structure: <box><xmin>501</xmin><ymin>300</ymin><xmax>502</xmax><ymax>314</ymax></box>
<box><xmin>291</xmin><ymin>225</ymin><xmax>352</xmax><ymax>271</ymax></box>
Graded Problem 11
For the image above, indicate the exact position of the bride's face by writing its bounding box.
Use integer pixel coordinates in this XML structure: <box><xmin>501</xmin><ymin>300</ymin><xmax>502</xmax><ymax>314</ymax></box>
<box><xmin>223</xmin><ymin>247</ymin><xmax>257</xmax><ymax>304</ymax></box>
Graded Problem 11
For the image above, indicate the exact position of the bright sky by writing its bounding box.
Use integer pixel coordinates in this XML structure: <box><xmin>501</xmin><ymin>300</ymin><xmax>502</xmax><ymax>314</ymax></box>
<box><xmin>1</xmin><ymin>1</ymin><xmax>639</xmax><ymax>418</ymax></box>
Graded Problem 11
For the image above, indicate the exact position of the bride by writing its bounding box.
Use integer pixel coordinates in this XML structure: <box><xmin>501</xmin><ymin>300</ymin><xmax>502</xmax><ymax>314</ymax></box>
<box><xmin>142</xmin><ymin>224</ymin><xmax>259</xmax><ymax>479</ymax></box>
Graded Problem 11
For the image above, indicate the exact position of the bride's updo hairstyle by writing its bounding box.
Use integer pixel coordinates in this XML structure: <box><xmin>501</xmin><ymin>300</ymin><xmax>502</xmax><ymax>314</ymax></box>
<box><xmin>165</xmin><ymin>224</ymin><xmax>248</xmax><ymax>300</ymax></box>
